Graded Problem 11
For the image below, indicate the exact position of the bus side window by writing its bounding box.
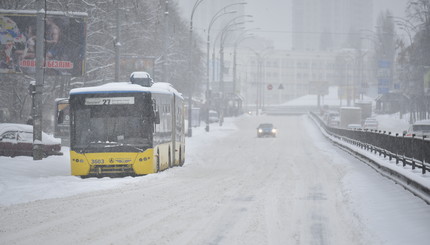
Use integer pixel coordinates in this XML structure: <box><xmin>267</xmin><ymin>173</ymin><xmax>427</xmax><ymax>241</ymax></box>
<box><xmin>57</xmin><ymin>110</ymin><xmax>64</xmax><ymax>124</ymax></box>
<box><xmin>154</xmin><ymin>111</ymin><xmax>160</xmax><ymax>124</ymax></box>
<box><xmin>153</xmin><ymin>99</ymin><xmax>160</xmax><ymax>124</ymax></box>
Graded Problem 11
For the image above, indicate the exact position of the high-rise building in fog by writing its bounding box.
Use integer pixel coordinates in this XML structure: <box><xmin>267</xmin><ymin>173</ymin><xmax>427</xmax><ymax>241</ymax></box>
<box><xmin>292</xmin><ymin>0</ymin><xmax>373</xmax><ymax>51</ymax></box>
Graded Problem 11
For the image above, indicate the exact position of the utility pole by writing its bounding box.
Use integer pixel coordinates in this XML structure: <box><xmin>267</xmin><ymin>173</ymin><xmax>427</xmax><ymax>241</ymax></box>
<box><xmin>114</xmin><ymin>0</ymin><xmax>121</xmax><ymax>82</ymax></box>
<box><xmin>188</xmin><ymin>0</ymin><xmax>207</xmax><ymax>137</ymax></box>
<box><xmin>33</xmin><ymin>0</ymin><xmax>45</xmax><ymax>160</ymax></box>
<box><xmin>219</xmin><ymin>42</ymin><xmax>224</xmax><ymax>126</ymax></box>
<box><xmin>162</xmin><ymin>0</ymin><xmax>169</xmax><ymax>83</ymax></box>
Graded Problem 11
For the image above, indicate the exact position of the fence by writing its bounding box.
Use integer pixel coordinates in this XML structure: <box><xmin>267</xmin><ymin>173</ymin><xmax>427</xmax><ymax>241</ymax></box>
<box><xmin>310</xmin><ymin>112</ymin><xmax>430</xmax><ymax>174</ymax></box>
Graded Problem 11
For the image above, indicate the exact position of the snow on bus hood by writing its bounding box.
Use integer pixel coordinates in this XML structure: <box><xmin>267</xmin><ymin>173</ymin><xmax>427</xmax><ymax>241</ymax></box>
<box><xmin>0</xmin><ymin>123</ymin><xmax>61</xmax><ymax>145</ymax></box>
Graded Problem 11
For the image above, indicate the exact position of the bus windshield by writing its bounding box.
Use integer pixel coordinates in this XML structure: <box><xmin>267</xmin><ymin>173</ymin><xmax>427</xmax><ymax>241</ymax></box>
<box><xmin>72</xmin><ymin>103</ymin><xmax>152</xmax><ymax>151</ymax></box>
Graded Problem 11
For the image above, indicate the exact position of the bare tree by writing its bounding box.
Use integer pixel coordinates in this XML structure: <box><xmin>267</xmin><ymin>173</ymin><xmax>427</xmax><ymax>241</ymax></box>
<box><xmin>404</xmin><ymin>0</ymin><xmax>430</xmax><ymax>120</ymax></box>
<box><xmin>0</xmin><ymin>0</ymin><xmax>205</xmax><ymax>128</ymax></box>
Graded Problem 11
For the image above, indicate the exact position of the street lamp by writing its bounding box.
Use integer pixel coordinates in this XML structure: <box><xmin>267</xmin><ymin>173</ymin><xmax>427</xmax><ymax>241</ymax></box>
<box><xmin>388</xmin><ymin>15</ymin><xmax>418</xmax><ymax>45</ymax></box>
<box><xmin>229</xmin><ymin>33</ymin><xmax>255</xmax><ymax>117</ymax></box>
<box><xmin>217</xmin><ymin>16</ymin><xmax>253</xmax><ymax>124</ymax></box>
<box><xmin>205</xmin><ymin>2</ymin><xmax>246</xmax><ymax>132</ymax></box>
<box><xmin>210</xmin><ymin>15</ymin><xmax>252</xmax><ymax>90</ymax></box>
<box><xmin>162</xmin><ymin>0</ymin><xmax>169</xmax><ymax>83</ymax></box>
<box><xmin>187</xmin><ymin>0</ymin><xmax>208</xmax><ymax>137</ymax></box>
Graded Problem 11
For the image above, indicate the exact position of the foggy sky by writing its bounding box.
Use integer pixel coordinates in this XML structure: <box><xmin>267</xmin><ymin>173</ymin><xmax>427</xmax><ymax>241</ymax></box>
<box><xmin>245</xmin><ymin>0</ymin><xmax>292</xmax><ymax>49</ymax></box>
<box><xmin>245</xmin><ymin>0</ymin><xmax>409</xmax><ymax>50</ymax></box>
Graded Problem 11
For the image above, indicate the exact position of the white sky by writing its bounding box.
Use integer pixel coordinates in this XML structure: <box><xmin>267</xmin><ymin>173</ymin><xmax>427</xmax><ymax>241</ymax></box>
<box><xmin>244</xmin><ymin>0</ymin><xmax>410</xmax><ymax>49</ymax></box>
<box><xmin>244</xmin><ymin>0</ymin><xmax>292</xmax><ymax>49</ymax></box>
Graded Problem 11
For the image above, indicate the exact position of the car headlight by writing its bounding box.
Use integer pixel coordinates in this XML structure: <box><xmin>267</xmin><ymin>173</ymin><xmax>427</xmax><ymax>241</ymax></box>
<box><xmin>272</xmin><ymin>129</ymin><xmax>277</xmax><ymax>133</ymax></box>
<box><xmin>258</xmin><ymin>129</ymin><xmax>263</xmax><ymax>133</ymax></box>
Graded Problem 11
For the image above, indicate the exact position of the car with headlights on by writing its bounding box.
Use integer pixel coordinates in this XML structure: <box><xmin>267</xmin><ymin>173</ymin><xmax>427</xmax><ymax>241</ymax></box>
<box><xmin>257</xmin><ymin>123</ymin><xmax>277</xmax><ymax>137</ymax></box>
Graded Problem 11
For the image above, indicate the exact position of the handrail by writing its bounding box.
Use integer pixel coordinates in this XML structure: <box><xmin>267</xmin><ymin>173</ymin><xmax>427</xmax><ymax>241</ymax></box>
<box><xmin>309</xmin><ymin>112</ymin><xmax>430</xmax><ymax>174</ymax></box>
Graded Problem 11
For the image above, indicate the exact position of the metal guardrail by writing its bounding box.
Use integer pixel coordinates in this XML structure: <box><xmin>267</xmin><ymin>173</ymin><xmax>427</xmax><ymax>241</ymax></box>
<box><xmin>310</xmin><ymin>112</ymin><xmax>430</xmax><ymax>174</ymax></box>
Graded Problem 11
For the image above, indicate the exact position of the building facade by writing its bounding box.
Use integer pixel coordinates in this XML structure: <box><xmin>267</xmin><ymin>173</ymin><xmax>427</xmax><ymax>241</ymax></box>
<box><xmin>223</xmin><ymin>48</ymin><xmax>374</xmax><ymax>109</ymax></box>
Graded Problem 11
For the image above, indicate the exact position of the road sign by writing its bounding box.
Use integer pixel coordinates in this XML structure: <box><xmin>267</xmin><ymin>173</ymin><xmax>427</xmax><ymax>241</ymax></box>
<box><xmin>267</xmin><ymin>84</ymin><xmax>273</xmax><ymax>90</ymax></box>
<box><xmin>308</xmin><ymin>81</ymin><xmax>329</xmax><ymax>95</ymax></box>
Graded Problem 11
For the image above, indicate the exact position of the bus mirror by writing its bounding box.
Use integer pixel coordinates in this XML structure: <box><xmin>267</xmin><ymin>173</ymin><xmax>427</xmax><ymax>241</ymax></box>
<box><xmin>58</xmin><ymin>110</ymin><xmax>64</xmax><ymax>124</ymax></box>
<box><xmin>155</xmin><ymin>111</ymin><xmax>160</xmax><ymax>124</ymax></box>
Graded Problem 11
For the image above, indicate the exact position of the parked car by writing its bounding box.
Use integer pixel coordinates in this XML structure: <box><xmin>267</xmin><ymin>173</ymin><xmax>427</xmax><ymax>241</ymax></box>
<box><xmin>363</xmin><ymin>117</ymin><xmax>378</xmax><ymax>130</ymax></box>
<box><xmin>208</xmin><ymin>110</ymin><xmax>219</xmax><ymax>123</ymax></box>
<box><xmin>404</xmin><ymin>120</ymin><xmax>430</xmax><ymax>138</ymax></box>
<box><xmin>322</xmin><ymin>110</ymin><xmax>340</xmax><ymax>127</ymax></box>
<box><xmin>0</xmin><ymin>123</ymin><xmax>62</xmax><ymax>157</ymax></box>
<box><xmin>328</xmin><ymin>116</ymin><xmax>340</xmax><ymax>127</ymax></box>
<box><xmin>257</xmin><ymin>123</ymin><xmax>277</xmax><ymax>137</ymax></box>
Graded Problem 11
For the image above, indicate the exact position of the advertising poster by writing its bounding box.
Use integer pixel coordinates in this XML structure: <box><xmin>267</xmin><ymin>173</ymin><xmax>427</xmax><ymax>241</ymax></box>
<box><xmin>0</xmin><ymin>11</ymin><xmax>86</xmax><ymax>76</ymax></box>
<box><xmin>377</xmin><ymin>60</ymin><xmax>392</xmax><ymax>94</ymax></box>
<box><xmin>424</xmin><ymin>69</ymin><xmax>430</xmax><ymax>94</ymax></box>
<box><xmin>120</xmin><ymin>55</ymin><xmax>155</xmax><ymax>79</ymax></box>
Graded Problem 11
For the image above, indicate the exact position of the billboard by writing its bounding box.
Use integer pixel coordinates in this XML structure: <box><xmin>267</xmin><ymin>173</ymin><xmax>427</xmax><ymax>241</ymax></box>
<box><xmin>425</xmin><ymin>69</ymin><xmax>430</xmax><ymax>94</ymax></box>
<box><xmin>377</xmin><ymin>60</ymin><xmax>392</xmax><ymax>94</ymax></box>
<box><xmin>120</xmin><ymin>55</ymin><xmax>155</xmax><ymax>79</ymax></box>
<box><xmin>0</xmin><ymin>10</ymin><xmax>86</xmax><ymax>76</ymax></box>
<box><xmin>308</xmin><ymin>81</ymin><xmax>329</xmax><ymax>95</ymax></box>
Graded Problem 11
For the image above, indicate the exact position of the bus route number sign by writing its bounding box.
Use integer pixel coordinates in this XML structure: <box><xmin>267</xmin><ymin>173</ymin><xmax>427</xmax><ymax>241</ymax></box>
<box><xmin>85</xmin><ymin>97</ymin><xmax>135</xmax><ymax>106</ymax></box>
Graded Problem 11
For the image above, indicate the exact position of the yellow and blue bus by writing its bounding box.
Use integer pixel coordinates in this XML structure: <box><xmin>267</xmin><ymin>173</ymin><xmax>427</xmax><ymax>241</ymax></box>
<box><xmin>69</xmin><ymin>73</ymin><xmax>185</xmax><ymax>177</ymax></box>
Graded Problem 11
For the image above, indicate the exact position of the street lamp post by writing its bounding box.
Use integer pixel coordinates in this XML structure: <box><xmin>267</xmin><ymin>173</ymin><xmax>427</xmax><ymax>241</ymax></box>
<box><xmin>114</xmin><ymin>0</ymin><xmax>121</xmax><ymax>82</ymax></box>
<box><xmin>162</xmin><ymin>0</ymin><xmax>169</xmax><ymax>83</ymax></box>
<box><xmin>216</xmin><ymin>15</ymin><xmax>252</xmax><ymax>124</ymax></box>
<box><xmin>33</xmin><ymin>0</ymin><xmax>45</xmax><ymax>160</ymax></box>
<box><xmin>389</xmin><ymin>15</ymin><xmax>418</xmax><ymax>45</ymax></box>
<box><xmin>205</xmin><ymin>3</ymin><xmax>246</xmax><ymax>132</ymax></box>
<box><xmin>187</xmin><ymin>0</ymin><xmax>208</xmax><ymax>137</ymax></box>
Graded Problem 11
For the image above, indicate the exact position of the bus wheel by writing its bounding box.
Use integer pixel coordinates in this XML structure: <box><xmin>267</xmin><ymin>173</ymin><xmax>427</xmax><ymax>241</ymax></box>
<box><xmin>179</xmin><ymin>147</ymin><xmax>184</xmax><ymax>167</ymax></box>
<box><xmin>168</xmin><ymin>148</ymin><xmax>172</xmax><ymax>168</ymax></box>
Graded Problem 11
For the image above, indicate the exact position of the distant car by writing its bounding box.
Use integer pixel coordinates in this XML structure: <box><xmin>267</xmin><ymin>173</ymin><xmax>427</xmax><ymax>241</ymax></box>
<box><xmin>404</xmin><ymin>120</ymin><xmax>430</xmax><ymax>138</ymax></box>
<box><xmin>347</xmin><ymin>124</ymin><xmax>362</xmax><ymax>130</ymax></box>
<box><xmin>0</xmin><ymin>123</ymin><xmax>62</xmax><ymax>157</ymax></box>
<box><xmin>328</xmin><ymin>116</ymin><xmax>340</xmax><ymax>127</ymax></box>
<box><xmin>257</xmin><ymin>123</ymin><xmax>277</xmax><ymax>137</ymax></box>
<box><xmin>208</xmin><ymin>110</ymin><xmax>219</xmax><ymax>123</ymax></box>
<box><xmin>323</xmin><ymin>110</ymin><xmax>340</xmax><ymax>127</ymax></box>
<box><xmin>363</xmin><ymin>118</ymin><xmax>378</xmax><ymax>130</ymax></box>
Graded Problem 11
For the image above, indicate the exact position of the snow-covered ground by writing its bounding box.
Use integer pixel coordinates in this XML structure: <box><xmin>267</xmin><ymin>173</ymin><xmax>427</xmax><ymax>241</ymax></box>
<box><xmin>0</xmin><ymin>114</ymin><xmax>429</xmax><ymax>245</ymax></box>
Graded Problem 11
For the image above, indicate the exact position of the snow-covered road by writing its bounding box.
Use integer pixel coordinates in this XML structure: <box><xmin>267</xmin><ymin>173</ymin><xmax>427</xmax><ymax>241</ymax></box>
<box><xmin>1</xmin><ymin>115</ymin><xmax>429</xmax><ymax>245</ymax></box>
